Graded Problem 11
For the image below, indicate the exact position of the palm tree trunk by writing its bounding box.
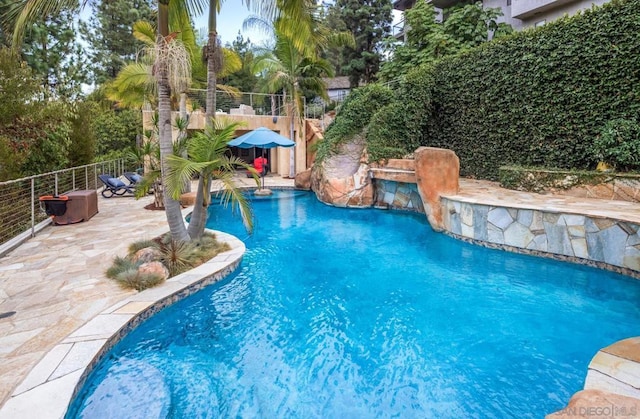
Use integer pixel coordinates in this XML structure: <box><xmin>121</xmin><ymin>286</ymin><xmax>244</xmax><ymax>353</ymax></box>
<box><xmin>193</xmin><ymin>1</ymin><xmax>219</xmax><ymax>238</ymax></box>
<box><xmin>287</xmin><ymin>91</ymin><xmax>296</xmax><ymax>178</ymax></box>
<box><xmin>205</xmin><ymin>4</ymin><xmax>217</xmax><ymax>127</ymax></box>
<box><xmin>179</xmin><ymin>92</ymin><xmax>191</xmax><ymax>193</ymax></box>
<box><xmin>158</xmin><ymin>1</ymin><xmax>189</xmax><ymax>242</ymax></box>
<box><xmin>187</xmin><ymin>175</ymin><xmax>209</xmax><ymax>239</ymax></box>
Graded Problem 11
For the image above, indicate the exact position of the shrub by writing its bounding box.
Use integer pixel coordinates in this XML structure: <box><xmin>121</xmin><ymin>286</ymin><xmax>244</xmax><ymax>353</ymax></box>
<box><xmin>158</xmin><ymin>238</ymin><xmax>195</xmax><ymax>277</ymax></box>
<box><xmin>315</xmin><ymin>84</ymin><xmax>394</xmax><ymax>162</ymax></box>
<box><xmin>367</xmin><ymin>103</ymin><xmax>412</xmax><ymax>161</ymax></box>
<box><xmin>591</xmin><ymin>118</ymin><xmax>640</xmax><ymax>171</ymax></box>
<box><xmin>106</xmin><ymin>256</ymin><xmax>139</xmax><ymax>279</ymax></box>
<box><xmin>128</xmin><ymin>239</ymin><xmax>159</xmax><ymax>254</ymax></box>
<box><xmin>366</xmin><ymin>65</ymin><xmax>435</xmax><ymax>162</ymax></box>
<box><xmin>93</xmin><ymin>108</ymin><xmax>141</xmax><ymax>157</ymax></box>
<box><xmin>114</xmin><ymin>269</ymin><xmax>165</xmax><ymax>291</ymax></box>
<box><xmin>106</xmin><ymin>233</ymin><xmax>230</xmax><ymax>290</ymax></box>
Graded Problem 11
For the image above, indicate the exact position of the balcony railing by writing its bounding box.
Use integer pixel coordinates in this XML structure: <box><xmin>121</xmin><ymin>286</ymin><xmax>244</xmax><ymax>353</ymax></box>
<box><xmin>0</xmin><ymin>159</ymin><xmax>131</xmax><ymax>256</ymax></box>
<box><xmin>511</xmin><ymin>0</ymin><xmax>573</xmax><ymax>19</ymax></box>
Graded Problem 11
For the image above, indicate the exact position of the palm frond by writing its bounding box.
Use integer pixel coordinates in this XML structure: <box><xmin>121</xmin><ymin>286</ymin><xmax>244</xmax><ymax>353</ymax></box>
<box><xmin>133</xmin><ymin>20</ymin><xmax>156</xmax><ymax>46</ymax></box>
<box><xmin>216</xmin><ymin>171</ymin><xmax>255</xmax><ymax>234</ymax></box>
<box><xmin>5</xmin><ymin>0</ymin><xmax>83</xmax><ymax>47</ymax></box>
<box><xmin>219</xmin><ymin>49</ymin><xmax>242</xmax><ymax>78</ymax></box>
<box><xmin>165</xmin><ymin>154</ymin><xmax>209</xmax><ymax>200</ymax></box>
<box><xmin>215</xmin><ymin>84</ymin><xmax>242</xmax><ymax>98</ymax></box>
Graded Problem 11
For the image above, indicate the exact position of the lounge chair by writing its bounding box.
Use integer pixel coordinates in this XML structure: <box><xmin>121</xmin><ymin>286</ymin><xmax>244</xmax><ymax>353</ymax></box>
<box><xmin>98</xmin><ymin>174</ymin><xmax>135</xmax><ymax>198</ymax></box>
<box><xmin>124</xmin><ymin>172</ymin><xmax>143</xmax><ymax>185</ymax></box>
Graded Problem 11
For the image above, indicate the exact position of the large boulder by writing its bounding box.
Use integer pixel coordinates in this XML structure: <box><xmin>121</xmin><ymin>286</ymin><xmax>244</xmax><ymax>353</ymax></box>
<box><xmin>295</xmin><ymin>169</ymin><xmax>312</xmax><ymax>190</ymax></box>
<box><xmin>137</xmin><ymin>261</ymin><xmax>169</xmax><ymax>281</ymax></box>
<box><xmin>414</xmin><ymin>147</ymin><xmax>459</xmax><ymax>231</ymax></box>
<box><xmin>311</xmin><ymin>135</ymin><xmax>375</xmax><ymax>207</ymax></box>
<box><xmin>131</xmin><ymin>247</ymin><xmax>163</xmax><ymax>264</ymax></box>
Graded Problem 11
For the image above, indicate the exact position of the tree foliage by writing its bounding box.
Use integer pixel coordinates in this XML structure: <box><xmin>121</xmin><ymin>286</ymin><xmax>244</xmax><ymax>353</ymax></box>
<box><xmin>343</xmin><ymin>0</ymin><xmax>640</xmax><ymax>179</ymax></box>
<box><xmin>93</xmin><ymin>108</ymin><xmax>142</xmax><ymax>157</ymax></box>
<box><xmin>0</xmin><ymin>47</ymin><xmax>72</xmax><ymax>179</ymax></box>
<box><xmin>21</xmin><ymin>8</ymin><xmax>88</xmax><ymax>100</ymax></box>
<box><xmin>221</xmin><ymin>32</ymin><xmax>258</xmax><ymax>93</ymax></box>
<box><xmin>366</xmin><ymin>66</ymin><xmax>435</xmax><ymax>161</ymax></box>
<box><xmin>378</xmin><ymin>1</ymin><xmax>512</xmax><ymax>81</ymax></box>
<box><xmin>79</xmin><ymin>0</ymin><xmax>156</xmax><ymax>85</ymax></box>
<box><xmin>68</xmin><ymin>101</ymin><xmax>99</xmax><ymax>167</ymax></box>
<box><xmin>330</xmin><ymin>0</ymin><xmax>392</xmax><ymax>87</ymax></box>
<box><xmin>315</xmin><ymin>83</ymin><xmax>394</xmax><ymax>162</ymax></box>
<box><xmin>426</xmin><ymin>0</ymin><xmax>640</xmax><ymax>179</ymax></box>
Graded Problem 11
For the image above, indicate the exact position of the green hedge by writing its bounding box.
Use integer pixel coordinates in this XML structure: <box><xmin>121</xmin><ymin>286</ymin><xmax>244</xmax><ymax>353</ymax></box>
<box><xmin>427</xmin><ymin>0</ymin><xmax>640</xmax><ymax>179</ymax></box>
<box><xmin>316</xmin><ymin>84</ymin><xmax>394</xmax><ymax>162</ymax></box>
<box><xmin>367</xmin><ymin>66</ymin><xmax>435</xmax><ymax>161</ymax></box>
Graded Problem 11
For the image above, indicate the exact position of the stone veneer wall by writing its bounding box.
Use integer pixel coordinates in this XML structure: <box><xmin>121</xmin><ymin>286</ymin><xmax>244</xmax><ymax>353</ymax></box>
<box><xmin>374</xmin><ymin>180</ymin><xmax>425</xmax><ymax>212</ymax></box>
<box><xmin>441</xmin><ymin>198</ymin><xmax>640</xmax><ymax>278</ymax></box>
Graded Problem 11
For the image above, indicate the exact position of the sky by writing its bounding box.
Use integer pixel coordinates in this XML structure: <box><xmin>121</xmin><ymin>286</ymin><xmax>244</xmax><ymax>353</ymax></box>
<box><xmin>192</xmin><ymin>4</ymin><xmax>271</xmax><ymax>46</ymax></box>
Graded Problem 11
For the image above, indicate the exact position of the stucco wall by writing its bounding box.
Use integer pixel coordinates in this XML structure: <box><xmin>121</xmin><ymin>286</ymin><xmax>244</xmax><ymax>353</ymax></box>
<box><xmin>142</xmin><ymin>110</ymin><xmax>307</xmax><ymax>176</ymax></box>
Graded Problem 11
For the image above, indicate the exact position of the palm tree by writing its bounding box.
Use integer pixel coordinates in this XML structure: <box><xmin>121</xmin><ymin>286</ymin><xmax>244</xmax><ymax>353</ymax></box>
<box><xmin>254</xmin><ymin>24</ymin><xmax>334</xmax><ymax>177</ymax></box>
<box><xmin>2</xmin><ymin>0</ymin><xmax>313</xmax><ymax>242</ymax></box>
<box><xmin>165</xmin><ymin>119</ymin><xmax>258</xmax><ymax>238</ymax></box>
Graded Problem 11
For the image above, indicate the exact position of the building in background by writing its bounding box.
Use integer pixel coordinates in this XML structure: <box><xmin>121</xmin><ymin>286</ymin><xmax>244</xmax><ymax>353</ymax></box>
<box><xmin>323</xmin><ymin>77</ymin><xmax>353</xmax><ymax>103</ymax></box>
<box><xmin>393</xmin><ymin>0</ymin><xmax>611</xmax><ymax>40</ymax></box>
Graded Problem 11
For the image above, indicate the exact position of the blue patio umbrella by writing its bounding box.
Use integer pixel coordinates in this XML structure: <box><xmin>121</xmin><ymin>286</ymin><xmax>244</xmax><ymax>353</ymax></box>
<box><xmin>227</xmin><ymin>127</ymin><xmax>296</xmax><ymax>189</ymax></box>
<box><xmin>227</xmin><ymin>127</ymin><xmax>296</xmax><ymax>149</ymax></box>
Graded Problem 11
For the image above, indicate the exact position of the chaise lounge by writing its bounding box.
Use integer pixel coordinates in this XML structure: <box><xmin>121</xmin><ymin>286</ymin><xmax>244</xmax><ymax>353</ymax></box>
<box><xmin>98</xmin><ymin>174</ymin><xmax>136</xmax><ymax>198</ymax></box>
<box><xmin>124</xmin><ymin>172</ymin><xmax>143</xmax><ymax>185</ymax></box>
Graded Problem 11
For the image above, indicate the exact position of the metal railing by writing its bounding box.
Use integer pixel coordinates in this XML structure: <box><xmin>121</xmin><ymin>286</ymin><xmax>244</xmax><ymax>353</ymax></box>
<box><xmin>185</xmin><ymin>89</ymin><xmax>326</xmax><ymax>121</ymax></box>
<box><xmin>0</xmin><ymin>159</ymin><xmax>130</xmax><ymax>256</ymax></box>
<box><xmin>185</xmin><ymin>90</ymin><xmax>291</xmax><ymax>117</ymax></box>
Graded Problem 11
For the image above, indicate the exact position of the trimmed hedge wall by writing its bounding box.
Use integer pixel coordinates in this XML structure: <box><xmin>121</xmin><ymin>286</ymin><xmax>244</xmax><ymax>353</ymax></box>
<box><xmin>426</xmin><ymin>0</ymin><xmax>640</xmax><ymax>180</ymax></box>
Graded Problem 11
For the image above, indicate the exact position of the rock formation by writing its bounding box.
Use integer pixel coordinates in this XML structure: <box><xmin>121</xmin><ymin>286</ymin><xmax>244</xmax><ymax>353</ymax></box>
<box><xmin>310</xmin><ymin>135</ymin><xmax>375</xmax><ymax>207</ymax></box>
<box><xmin>131</xmin><ymin>247</ymin><xmax>163</xmax><ymax>264</ymax></box>
<box><xmin>138</xmin><ymin>261</ymin><xmax>169</xmax><ymax>281</ymax></box>
<box><xmin>414</xmin><ymin>147</ymin><xmax>460</xmax><ymax>231</ymax></box>
<box><xmin>295</xmin><ymin>169</ymin><xmax>312</xmax><ymax>190</ymax></box>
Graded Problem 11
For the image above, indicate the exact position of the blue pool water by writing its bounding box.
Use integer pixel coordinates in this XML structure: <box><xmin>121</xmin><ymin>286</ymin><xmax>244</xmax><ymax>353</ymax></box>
<box><xmin>67</xmin><ymin>190</ymin><xmax>640</xmax><ymax>418</ymax></box>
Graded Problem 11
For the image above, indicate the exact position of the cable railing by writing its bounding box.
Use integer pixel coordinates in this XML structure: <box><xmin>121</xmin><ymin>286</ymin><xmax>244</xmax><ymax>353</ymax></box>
<box><xmin>185</xmin><ymin>89</ymin><xmax>326</xmax><ymax>121</ymax></box>
<box><xmin>185</xmin><ymin>90</ymin><xmax>290</xmax><ymax>117</ymax></box>
<box><xmin>0</xmin><ymin>159</ymin><xmax>131</xmax><ymax>256</ymax></box>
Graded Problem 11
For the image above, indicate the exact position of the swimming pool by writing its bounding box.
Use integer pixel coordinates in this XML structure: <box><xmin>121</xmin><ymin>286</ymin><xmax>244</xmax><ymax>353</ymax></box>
<box><xmin>67</xmin><ymin>190</ymin><xmax>640</xmax><ymax>417</ymax></box>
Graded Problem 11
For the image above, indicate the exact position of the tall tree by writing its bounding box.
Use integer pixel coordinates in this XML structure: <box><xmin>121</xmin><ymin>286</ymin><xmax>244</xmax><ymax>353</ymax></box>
<box><xmin>79</xmin><ymin>0</ymin><xmax>155</xmax><ymax>85</ymax></box>
<box><xmin>254</xmin><ymin>21</ymin><xmax>334</xmax><ymax>177</ymax></box>
<box><xmin>21</xmin><ymin>8</ymin><xmax>88</xmax><ymax>100</ymax></box>
<box><xmin>331</xmin><ymin>0</ymin><xmax>392</xmax><ymax>88</ymax></box>
<box><xmin>320</xmin><ymin>2</ymin><xmax>349</xmax><ymax>76</ymax></box>
<box><xmin>220</xmin><ymin>32</ymin><xmax>258</xmax><ymax>93</ymax></box>
<box><xmin>166</xmin><ymin>119</ymin><xmax>256</xmax><ymax>239</ymax></box>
